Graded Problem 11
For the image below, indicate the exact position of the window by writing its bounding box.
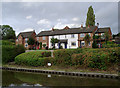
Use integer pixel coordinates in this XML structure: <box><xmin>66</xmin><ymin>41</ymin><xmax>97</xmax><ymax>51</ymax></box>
<box><xmin>43</xmin><ymin>36</ymin><xmax>46</xmax><ymax>40</ymax></box>
<box><xmin>65</xmin><ymin>35</ymin><xmax>66</xmax><ymax>38</ymax></box>
<box><xmin>101</xmin><ymin>33</ymin><xmax>105</xmax><ymax>39</ymax></box>
<box><xmin>16</xmin><ymin>39</ymin><xmax>18</xmax><ymax>42</ymax></box>
<box><xmin>52</xmin><ymin>36</ymin><xmax>54</xmax><ymax>38</ymax></box>
<box><xmin>88</xmin><ymin>33</ymin><xmax>91</xmax><ymax>36</ymax></box>
<box><xmin>37</xmin><ymin>37</ymin><xmax>39</xmax><ymax>41</ymax></box>
<box><xmin>81</xmin><ymin>41</ymin><xmax>85</xmax><ymax>46</ymax></box>
<box><xmin>25</xmin><ymin>43</ymin><xmax>28</xmax><ymax>47</ymax></box>
<box><xmin>71</xmin><ymin>34</ymin><xmax>75</xmax><ymax>38</ymax></box>
<box><xmin>71</xmin><ymin>42</ymin><xmax>76</xmax><ymax>46</ymax></box>
<box><xmin>19</xmin><ymin>38</ymin><xmax>21</xmax><ymax>41</ymax></box>
<box><xmin>80</xmin><ymin>33</ymin><xmax>85</xmax><ymax>37</ymax></box>
<box><xmin>89</xmin><ymin>42</ymin><xmax>91</xmax><ymax>46</ymax></box>
<box><xmin>95</xmin><ymin>34</ymin><xmax>99</xmax><ymax>36</ymax></box>
<box><xmin>25</xmin><ymin>38</ymin><xmax>28</xmax><ymax>43</ymax></box>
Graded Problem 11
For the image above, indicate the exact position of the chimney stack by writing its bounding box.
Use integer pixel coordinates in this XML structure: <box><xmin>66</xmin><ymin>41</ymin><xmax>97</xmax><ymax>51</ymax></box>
<box><xmin>81</xmin><ymin>22</ymin><xmax>83</xmax><ymax>28</ymax></box>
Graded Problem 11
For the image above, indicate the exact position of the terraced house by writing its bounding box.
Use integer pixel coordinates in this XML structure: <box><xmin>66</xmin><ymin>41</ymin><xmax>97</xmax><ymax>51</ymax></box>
<box><xmin>16</xmin><ymin>30</ymin><xmax>36</xmax><ymax>49</ymax></box>
<box><xmin>36</xmin><ymin>25</ymin><xmax>112</xmax><ymax>49</ymax></box>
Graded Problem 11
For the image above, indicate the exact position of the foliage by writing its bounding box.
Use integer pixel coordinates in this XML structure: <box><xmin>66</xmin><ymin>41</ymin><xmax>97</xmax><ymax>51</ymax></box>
<box><xmin>86</xmin><ymin>6</ymin><xmax>95</xmax><ymax>27</ymax></box>
<box><xmin>50</xmin><ymin>38</ymin><xmax>59</xmax><ymax>48</ymax></box>
<box><xmin>27</xmin><ymin>37</ymin><xmax>35</xmax><ymax>45</ymax></box>
<box><xmin>0</xmin><ymin>25</ymin><xmax>16</xmax><ymax>40</ymax></box>
<box><xmin>92</xmin><ymin>35</ymin><xmax>98</xmax><ymax>48</ymax></box>
<box><xmin>103</xmin><ymin>32</ymin><xmax>110</xmax><ymax>44</ymax></box>
<box><xmin>54</xmin><ymin>48</ymin><xmax>120</xmax><ymax>70</ymax></box>
<box><xmin>84</xmin><ymin>34</ymin><xmax>91</xmax><ymax>47</ymax></box>
<box><xmin>40</xmin><ymin>42</ymin><xmax>42</xmax><ymax>49</ymax></box>
<box><xmin>43</xmin><ymin>44</ymin><xmax>46</xmax><ymax>48</ymax></box>
<box><xmin>102</xmin><ymin>41</ymin><xmax>119</xmax><ymax>48</ymax></box>
<box><xmin>15</xmin><ymin>51</ymin><xmax>51</xmax><ymax>66</ymax></box>
<box><xmin>2</xmin><ymin>40</ymin><xmax>25</xmax><ymax>64</ymax></box>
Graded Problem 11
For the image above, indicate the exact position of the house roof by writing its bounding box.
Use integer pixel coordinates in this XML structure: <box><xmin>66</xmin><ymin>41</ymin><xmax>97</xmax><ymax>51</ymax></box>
<box><xmin>17</xmin><ymin>31</ymin><xmax>35</xmax><ymax>38</ymax></box>
<box><xmin>96</xmin><ymin>27</ymin><xmax>110</xmax><ymax>33</ymax></box>
<box><xmin>36</xmin><ymin>26</ymin><xmax>98</xmax><ymax>37</ymax></box>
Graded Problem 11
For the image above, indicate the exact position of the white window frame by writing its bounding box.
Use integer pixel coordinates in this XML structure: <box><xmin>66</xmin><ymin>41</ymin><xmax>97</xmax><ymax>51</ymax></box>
<box><xmin>88</xmin><ymin>33</ymin><xmax>91</xmax><ymax>36</ymax></box>
<box><xmin>89</xmin><ymin>42</ymin><xmax>91</xmax><ymax>46</ymax></box>
<box><xmin>43</xmin><ymin>36</ymin><xmax>46</xmax><ymax>40</ymax></box>
<box><xmin>25</xmin><ymin>43</ymin><xmax>28</xmax><ymax>47</ymax></box>
<box><xmin>37</xmin><ymin>37</ymin><xmax>39</xmax><ymax>41</ymax></box>
<box><xmin>71</xmin><ymin>34</ymin><xmax>75</xmax><ymax>38</ymax></box>
<box><xmin>81</xmin><ymin>41</ymin><xmax>85</xmax><ymax>46</ymax></box>
<box><xmin>25</xmin><ymin>38</ymin><xmax>28</xmax><ymax>43</ymax></box>
<box><xmin>80</xmin><ymin>33</ymin><xmax>85</xmax><ymax>37</ymax></box>
<box><xmin>71</xmin><ymin>42</ymin><xmax>76</xmax><ymax>46</ymax></box>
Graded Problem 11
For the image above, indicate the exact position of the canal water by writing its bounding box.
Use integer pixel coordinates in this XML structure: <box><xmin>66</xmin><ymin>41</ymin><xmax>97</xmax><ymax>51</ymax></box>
<box><xmin>2</xmin><ymin>70</ymin><xmax>120</xmax><ymax>87</ymax></box>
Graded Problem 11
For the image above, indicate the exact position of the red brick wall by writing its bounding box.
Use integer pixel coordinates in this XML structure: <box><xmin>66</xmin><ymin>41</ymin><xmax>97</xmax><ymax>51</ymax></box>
<box><xmin>37</xmin><ymin>36</ymin><xmax>49</xmax><ymax>49</ymax></box>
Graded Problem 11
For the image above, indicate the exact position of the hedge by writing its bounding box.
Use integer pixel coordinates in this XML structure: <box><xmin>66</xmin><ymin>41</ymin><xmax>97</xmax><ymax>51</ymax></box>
<box><xmin>15</xmin><ymin>51</ymin><xmax>52</xmax><ymax>66</ymax></box>
<box><xmin>54</xmin><ymin>48</ymin><xmax>120</xmax><ymax>70</ymax></box>
<box><xmin>2</xmin><ymin>44</ymin><xmax>25</xmax><ymax>64</ymax></box>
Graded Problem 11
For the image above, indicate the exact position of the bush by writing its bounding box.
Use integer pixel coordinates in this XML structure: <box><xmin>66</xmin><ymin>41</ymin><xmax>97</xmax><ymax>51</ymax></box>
<box><xmin>54</xmin><ymin>47</ymin><xmax>120</xmax><ymax>70</ymax></box>
<box><xmin>102</xmin><ymin>41</ymin><xmax>119</xmax><ymax>48</ymax></box>
<box><xmin>15</xmin><ymin>51</ymin><xmax>52</xmax><ymax>66</ymax></box>
<box><xmin>2</xmin><ymin>44</ymin><xmax>25</xmax><ymax>64</ymax></box>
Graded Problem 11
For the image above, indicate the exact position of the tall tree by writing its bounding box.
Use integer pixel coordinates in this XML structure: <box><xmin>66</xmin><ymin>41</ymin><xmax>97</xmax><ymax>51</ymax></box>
<box><xmin>84</xmin><ymin>34</ymin><xmax>91</xmax><ymax>47</ymax></box>
<box><xmin>86</xmin><ymin>6</ymin><xmax>95</xmax><ymax>27</ymax></box>
<box><xmin>27</xmin><ymin>37</ymin><xmax>35</xmax><ymax>45</ymax></box>
<box><xmin>0</xmin><ymin>25</ymin><xmax>16</xmax><ymax>40</ymax></box>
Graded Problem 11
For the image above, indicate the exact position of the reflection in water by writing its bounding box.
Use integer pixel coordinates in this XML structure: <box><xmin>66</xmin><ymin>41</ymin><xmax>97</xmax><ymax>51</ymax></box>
<box><xmin>2</xmin><ymin>70</ymin><xmax>120</xmax><ymax>87</ymax></box>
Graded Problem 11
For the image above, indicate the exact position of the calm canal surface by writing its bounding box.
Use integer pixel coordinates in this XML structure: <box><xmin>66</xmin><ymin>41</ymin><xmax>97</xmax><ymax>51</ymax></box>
<box><xmin>2</xmin><ymin>70</ymin><xmax>120</xmax><ymax>87</ymax></box>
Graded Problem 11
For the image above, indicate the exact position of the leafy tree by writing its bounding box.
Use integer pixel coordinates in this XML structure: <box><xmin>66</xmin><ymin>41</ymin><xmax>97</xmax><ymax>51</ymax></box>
<box><xmin>92</xmin><ymin>35</ymin><xmax>98</xmax><ymax>48</ymax></box>
<box><xmin>0</xmin><ymin>25</ymin><xmax>16</xmax><ymax>40</ymax></box>
<box><xmin>86</xmin><ymin>6</ymin><xmax>95</xmax><ymax>27</ymax></box>
<box><xmin>84</xmin><ymin>34</ymin><xmax>91</xmax><ymax>47</ymax></box>
<box><xmin>43</xmin><ymin>44</ymin><xmax>46</xmax><ymax>48</ymax></box>
<box><xmin>50</xmin><ymin>38</ymin><xmax>59</xmax><ymax>48</ymax></box>
<box><xmin>102</xmin><ymin>32</ymin><xmax>110</xmax><ymax>44</ymax></box>
<box><xmin>40</xmin><ymin>42</ymin><xmax>42</xmax><ymax>49</ymax></box>
<box><xmin>27</xmin><ymin>37</ymin><xmax>35</xmax><ymax>45</ymax></box>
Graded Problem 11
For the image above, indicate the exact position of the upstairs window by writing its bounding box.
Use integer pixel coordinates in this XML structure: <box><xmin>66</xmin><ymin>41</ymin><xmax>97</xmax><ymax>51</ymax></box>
<box><xmin>37</xmin><ymin>37</ymin><xmax>39</xmax><ymax>41</ymax></box>
<box><xmin>88</xmin><ymin>33</ymin><xmax>91</xmax><ymax>36</ymax></box>
<box><xmin>43</xmin><ymin>36</ymin><xmax>46</xmax><ymax>40</ymax></box>
<box><xmin>80</xmin><ymin>33</ymin><xmax>85</xmax><ymax>37</ymax></box>
<box><xmin>71</xmin><ymin>34</ymin><xmax>75</xmax><ymax>38</ymax></box>
<box><xmin>25</xmin><ymin>38</ymin><xmax>28</xmax><ymax>43</ymax></box>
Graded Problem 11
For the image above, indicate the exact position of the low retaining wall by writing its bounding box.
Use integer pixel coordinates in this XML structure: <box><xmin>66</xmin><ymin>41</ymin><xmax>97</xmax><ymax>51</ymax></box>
<box><xmin>1</xmin><ymin>67</ymin><xmax>119</xmax><ymax>79</ymax></box>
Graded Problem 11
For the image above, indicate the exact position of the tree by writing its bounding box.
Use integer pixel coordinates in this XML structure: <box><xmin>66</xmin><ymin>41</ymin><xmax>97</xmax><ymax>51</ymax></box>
<box><xmin>43</xmin><ymin>44</ymin><xmax>46</xmax><ymax>48</ymax></box>
<box><xmin>40</xmin><ymin>42</ymin><xmax>42</xmax><ymax>49</ymax></box>
<box><xmin>84</xmin><ymin>34</ymin><xmax>91</xmax><ymax>47</ymax></box>
<box><xmin>92</xmin><ymin>35</ymin><xmax>98</xmax><ymax>48</ymax></box>
<box><xmin>0</xmin><ymin>25</ymin><xmax>16</xmax><ymax>40</ymax></box>
<box><xmin>27</xmin><ymin>37</ymin><xmax>35</xmax><ymax>49</ymax></box>
<box><xmin>50</xmin><ymin>38</ymin><xmax>59</xmax><ymax>48</ymax></box>
<box><xmin>103</xmin><ymin>32</ymin><xmax>110</xmax><ymax>44</ymax></box>
<box><xmin>86</xmin><ymin>6</ymin><xmax>95</xmax><ymax>27</ymax></box>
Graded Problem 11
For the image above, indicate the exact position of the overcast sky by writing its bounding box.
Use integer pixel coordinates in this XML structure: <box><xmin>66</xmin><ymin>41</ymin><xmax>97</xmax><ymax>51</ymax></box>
<box><xmin>2</xmin><ymin>1</ymin><xmax>119</xmax><ymax>35</ymax></box>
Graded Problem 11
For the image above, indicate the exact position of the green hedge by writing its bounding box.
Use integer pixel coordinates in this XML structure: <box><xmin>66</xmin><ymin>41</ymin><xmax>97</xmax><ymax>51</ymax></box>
<box><xmin>2</xmin><ymin>44</ymin><xmax>25</xmax><ymax>64</ymax></box>
<box><xmin>54</xmin><ymin>48</ymin><xmax>120</xmax><ymax>70</ymax></box>
<box><xmin>15</xmin><ymin>51</ymin><xmax>52</xmax><ymax>66</ymax></box>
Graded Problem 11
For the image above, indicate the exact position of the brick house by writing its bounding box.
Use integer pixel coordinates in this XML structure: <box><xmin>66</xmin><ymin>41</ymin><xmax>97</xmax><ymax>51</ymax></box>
<box><xmin>16</xmin><ymin>30</ymin><xmax>36</xmax><ymax>49</ymax></box>
<box><xmin>36</xmin><ymin>25</ymin><xmax>112</xmax><ymax>49</ymax></box>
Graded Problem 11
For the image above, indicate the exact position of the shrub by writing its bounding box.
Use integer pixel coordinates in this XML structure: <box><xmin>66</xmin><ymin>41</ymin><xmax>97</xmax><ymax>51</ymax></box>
<box><xmin>15</xmin><ymin>51</ymin><xmax>52</xmax><ymax>66</ymax></box>
<box><xmin>2</xmin><ymin>44</ymin><xmax>25</xmax><ymax>64</ymax></box>
<box><xmin>102</xmin><ymin>41</ymin><xmax>119</xmax><ymax>48</ymax></box>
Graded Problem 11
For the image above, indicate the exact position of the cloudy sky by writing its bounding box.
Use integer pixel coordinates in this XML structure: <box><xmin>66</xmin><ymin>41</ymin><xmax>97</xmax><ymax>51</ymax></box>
<box><xmin>1</xmin><ymin>1</ymin><xmax>119</xmax><ymax>35</ymax></box>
